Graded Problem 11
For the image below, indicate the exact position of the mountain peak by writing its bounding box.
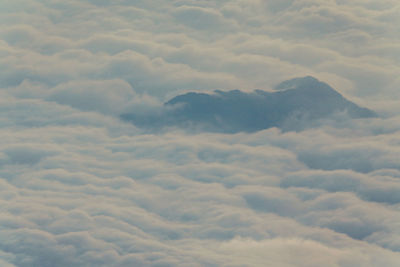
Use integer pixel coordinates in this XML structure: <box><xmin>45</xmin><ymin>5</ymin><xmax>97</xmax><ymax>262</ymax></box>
<box><xmin>122</xmin><ymin>77</ymin><xmax>377</xmax><ymax>133</ymax></box>
<box><xmin>275</xmin><ymin>76</ymin><xmax>321</xmax><ymax>91</ymax></box>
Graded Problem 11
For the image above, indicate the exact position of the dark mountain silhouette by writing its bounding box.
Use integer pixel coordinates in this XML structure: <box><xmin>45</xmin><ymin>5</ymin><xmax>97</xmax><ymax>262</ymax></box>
<box><xmin>122</xmin><ymin>76</ymin><xmax>376</xmax><ymax>133</ymax></box>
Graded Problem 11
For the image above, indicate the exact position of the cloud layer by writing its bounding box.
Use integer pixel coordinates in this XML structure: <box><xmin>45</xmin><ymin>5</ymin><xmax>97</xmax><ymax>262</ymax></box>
<box><xmin>1</xmin><ymin>0</ymin><xmax>400</xmax><ymax>266</ymax></box>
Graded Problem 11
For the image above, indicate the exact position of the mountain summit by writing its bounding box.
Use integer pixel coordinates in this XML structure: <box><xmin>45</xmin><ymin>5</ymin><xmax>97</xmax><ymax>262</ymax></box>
<box><xmin>122</xmin><ymin>76</ymin><xmax>376</xmax><ymax>132</ymax></box>
<box><xmin>274</xmin><ymin>75</ymin><xmax>321</xmax><ymax>90</ymax></box>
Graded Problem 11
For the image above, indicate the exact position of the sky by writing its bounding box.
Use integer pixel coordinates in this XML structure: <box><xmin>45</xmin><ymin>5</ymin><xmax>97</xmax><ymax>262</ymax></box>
<box><xmin>1</xmin><ymin>0</ymin><xmax>400</xmax><ymax>266</ymax></box>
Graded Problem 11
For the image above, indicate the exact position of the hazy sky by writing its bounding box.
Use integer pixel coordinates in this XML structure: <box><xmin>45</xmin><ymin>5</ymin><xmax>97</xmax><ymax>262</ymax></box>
<box><xmin>1</xmin><ymin>1</ymin><xmax>400</xmax><ymax>266</ymax></box>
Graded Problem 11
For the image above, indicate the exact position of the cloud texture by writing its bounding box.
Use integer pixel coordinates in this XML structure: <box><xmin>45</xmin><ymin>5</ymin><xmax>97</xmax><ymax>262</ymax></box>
<box><xmin>1</xmin><ymin>0</ymin><xmax>400</xmax><ymax>266</ymax></box>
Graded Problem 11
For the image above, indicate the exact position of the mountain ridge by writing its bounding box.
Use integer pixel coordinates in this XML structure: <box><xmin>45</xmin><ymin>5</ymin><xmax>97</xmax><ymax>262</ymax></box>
<box><xmin>122</xmin><ymin>76</ymin><xmax>377</xmax><ymax>133</ymax></box>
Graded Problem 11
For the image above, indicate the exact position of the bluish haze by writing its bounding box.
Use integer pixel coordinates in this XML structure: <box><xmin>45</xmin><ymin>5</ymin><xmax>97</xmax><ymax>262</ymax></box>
<box><xmin>1</xmin><ymin>0</ymin><xmax>400</xmax><ymax>266</ymax></box>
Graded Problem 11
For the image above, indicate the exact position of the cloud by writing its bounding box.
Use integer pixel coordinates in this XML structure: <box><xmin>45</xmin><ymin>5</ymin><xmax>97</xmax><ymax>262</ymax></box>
<box><xmin>297</xmin><ymin>142</ymin><xmax>400</xmax><ymax>173</ymax></box>
<box><xmin>173</xmin><ymin>5</ymin><xmax>237</xmax><ymax>31</ymax></box>
<box><xmin>3</xmin><ymin>145</ymin><xmax>58</xmax><ymax>166</ymax></box>
<box><xmin>47</xmin><ymin>79</ymin><xmax>136</xmax><ymax>115</ymax></box>
<box><xmin>1</xmin><ymin>0</ymin><xmax>400</xmax><ymax>266</ymax></box>
<box><xmin>1</xmin><ymin>106</ymin><xmax>400</xmax><ymax>265</ymax></box>
<box><xmin>218</xmin><ymin>237</ymin><xmax>400</xmax><ymax>267</ymax></box>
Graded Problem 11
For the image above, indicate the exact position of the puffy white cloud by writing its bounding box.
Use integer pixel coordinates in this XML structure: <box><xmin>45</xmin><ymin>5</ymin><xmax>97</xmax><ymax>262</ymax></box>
<box><xmin>173</xmin><ymin>5</ymin><xmax>237</xmax><ymax>31</ymax></box>
<box><xmin>218</xmin><ymin>237</ymin><xmax>400</xmax><ymax>267</ymax></box>
<box><xmin>1</xmin><ymin>102</ymin><xmax>400</xmax><ymax>265</ymax></box>
<box><xmin>47</xmin><ymin>79</ymin><xmax>135</xmax><ymax>115</ymax></box>
<box><xmin>1</xmin><ymin>0</ymin><xmax>399</xmax><ymax>100</ymax></box>
<box><xmin>1</xmin><ymin>0</ymin><xmax>399</xmax><ymax>266</ymax></box>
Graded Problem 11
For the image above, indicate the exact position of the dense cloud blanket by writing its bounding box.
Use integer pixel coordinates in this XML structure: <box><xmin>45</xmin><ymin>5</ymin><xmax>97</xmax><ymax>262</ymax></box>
<box><xmin>1</xmin><ymin>0</ymin><xmax>400</xmax><ymax>266</ymax></box>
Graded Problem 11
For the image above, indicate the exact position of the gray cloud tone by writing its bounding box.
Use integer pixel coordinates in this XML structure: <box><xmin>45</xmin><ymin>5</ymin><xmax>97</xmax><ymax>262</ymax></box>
<box><xmin>1</xmin><ymin>0</ymin><xmax>400</xmax><ymax>266</ymax></box>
